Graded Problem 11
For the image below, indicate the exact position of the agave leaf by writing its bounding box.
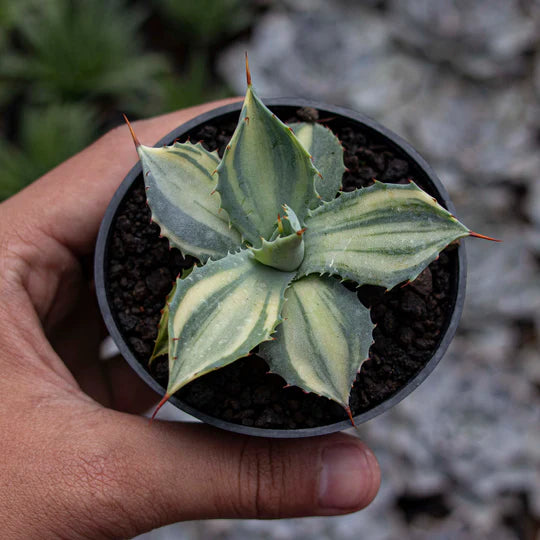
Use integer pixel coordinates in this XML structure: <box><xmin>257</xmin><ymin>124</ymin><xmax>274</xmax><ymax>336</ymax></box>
<box><xmin>137</xmin><ymin>141</ymin><xmax>242</xmax><ymax>262</ymax></box>
<box><xmin>298</xmin><ymin>181</ymin><xmax>470</xmax><ymax>289</ymax></box>
<box><xmin>259</xmin><ymin>276</ymin><xmax>373</xmax><ymax>410</ymax></box>
<box><xmin>249</xmin><ymin>234</ymin><xmax>305</xmax><ymax>272</ymax></box>
<box><xmin>250</xmin><ymin>205</ymin><xmax>306</xmax><ymax>271</ymax></box>
<box><xmin>148</xmin><ymin>265</ymin><xmax>194</xmax><ymax>366</ymax></box>
<box><xmin>216</xmin><ymin>84</ymin><xmax>319</xmax><ymax>246</ymax></box>
<box><xmin>148</xmin><ymin>281</ymin><xmax>177</xmax><ymax>366</ymax></box>
<box><xmin>289</xmin><ymin>122</ymin><xmax>345</xmax><ymax>205</ymax></box>
<box><xmin>166</xmin><ymin>250</ymin><xmax>294</xmax><ymax>396</ymax></box>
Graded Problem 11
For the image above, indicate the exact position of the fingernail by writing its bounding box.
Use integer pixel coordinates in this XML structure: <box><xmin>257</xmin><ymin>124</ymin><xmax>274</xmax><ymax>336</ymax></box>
<box><xmin>319</xmin><ymin>443</ymin><xmax>374</xmax><ymax>510</ymax></box>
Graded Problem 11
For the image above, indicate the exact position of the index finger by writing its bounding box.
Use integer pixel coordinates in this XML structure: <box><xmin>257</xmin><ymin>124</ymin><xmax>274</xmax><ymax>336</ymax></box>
<box><xmin>4</xmin><ymin>98</ymin><xmax>241</xmax><ymax>256</ymax></box>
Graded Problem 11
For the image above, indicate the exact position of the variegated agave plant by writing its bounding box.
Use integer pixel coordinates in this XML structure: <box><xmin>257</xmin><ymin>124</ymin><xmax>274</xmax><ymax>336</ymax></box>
<box><xmin>125</xmin><ymin>59</ymin><xmax>495</xmax><ymax>423</ymax></box>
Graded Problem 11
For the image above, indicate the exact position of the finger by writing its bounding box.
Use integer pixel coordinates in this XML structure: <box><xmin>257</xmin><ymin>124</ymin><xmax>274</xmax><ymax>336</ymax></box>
<box><xmin>3</xmin><ymin>98</ymin><xmax>242</xmax><ymax>257</ymax></box>
<box><xmin>46</xmin><ymin>416</ymin><xmax>380</xmax><ymax>538</ymax></box>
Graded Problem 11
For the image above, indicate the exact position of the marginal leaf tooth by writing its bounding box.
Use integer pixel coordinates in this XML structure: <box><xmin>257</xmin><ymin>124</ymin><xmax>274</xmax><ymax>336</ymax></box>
<box><xmin>172</xmin><ymin>338</ymin><xmax>179</xmax><ymax>342</ymax></box>
<box><xmin>145</xmin><ymin>172</ymin><xmax>151</xmax><ymax>178</ymax></box>
<box><xmin>244</xmin><ymin>116</ymin><xmax>250</xmax><ymax>125</ymax></box>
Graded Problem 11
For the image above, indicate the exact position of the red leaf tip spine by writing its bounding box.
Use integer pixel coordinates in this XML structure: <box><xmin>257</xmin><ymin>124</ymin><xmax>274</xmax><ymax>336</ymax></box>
<box><xmin>150</xmin><ymin>393</ymin><xmax>171</xmax><ymax>422</ymax></box>
<box><xmin>245</xmin><ymin>51</ymin><xmax>252</xmax><ymax>86</ymax></box>
<box><xmin>469</xmin><ymin>231</ymin><xmax>501</xmax><ymax>242</ymax></box>
<box><xmin>345</xmin><ymin>406</ymin><xmax>355</xmax><ymax>426</ymax></box>
<box><xmin>123</xmin><ymin>114</ymin><xmax>140</xmax><ymax>147</ymax></box>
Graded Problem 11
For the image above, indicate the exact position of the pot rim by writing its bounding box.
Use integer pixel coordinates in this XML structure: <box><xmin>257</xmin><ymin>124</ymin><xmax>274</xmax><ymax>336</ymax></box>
<box><xmin>95</xmin><ymin>98</ymin><xmax>467</xmax><ymax>438</ymax></box>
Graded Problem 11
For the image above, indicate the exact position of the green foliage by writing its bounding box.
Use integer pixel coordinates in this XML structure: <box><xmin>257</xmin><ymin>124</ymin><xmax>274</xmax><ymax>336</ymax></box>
<box><xmin>155</xmin><ymin>0</ymin><xmax>255</xmax><ymax>46</ymax></box>
<box><xmin>150</xmin><ymin>53</ymin><xmax>233</xmax><ymax>114</ymax></box>
<box><xmin>134</xmin><ymin>65</ymin><xmax>484</xmax><ymax>422</ymax></box>
<box><xmin>0</xmin><ymin>1</ymin><xmax>255</xmax><ymax>199</ymax></box>
<box><xmin>0</xmin><ymin>102</ymin><xmax>98</xmax><ymax>200</ymax></box>
<box><xmin>0</xmin><ymin>0</ymin><xmax>169</xmax><ymax>108</ymax></box>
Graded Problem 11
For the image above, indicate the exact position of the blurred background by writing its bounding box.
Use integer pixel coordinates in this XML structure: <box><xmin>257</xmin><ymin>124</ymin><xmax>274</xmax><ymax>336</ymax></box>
<box><xmin>1</xmin><ymin>1</ymin><xmax>538</xmax><ymax>538</ymax></box>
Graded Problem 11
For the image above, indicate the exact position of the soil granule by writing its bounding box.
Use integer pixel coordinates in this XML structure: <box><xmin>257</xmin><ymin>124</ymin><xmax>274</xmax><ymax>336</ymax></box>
<box><xmin>106</xmin><ymin>105</ymin><xmax>459</xmax><ymax>429</ymax></box>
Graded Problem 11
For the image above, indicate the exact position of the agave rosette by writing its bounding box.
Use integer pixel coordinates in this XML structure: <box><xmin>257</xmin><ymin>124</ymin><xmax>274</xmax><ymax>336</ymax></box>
<box><xmin>126</xmin><ymin>61</ymin><xmax>488</xmax><ymax>422</ymax></box>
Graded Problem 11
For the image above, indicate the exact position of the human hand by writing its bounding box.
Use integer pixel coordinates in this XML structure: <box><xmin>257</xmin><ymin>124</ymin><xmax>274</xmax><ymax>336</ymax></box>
<box><xmin>0</xmin><ymin>99</ymin><xmax>380</xmax><ymax>539</ymax></box>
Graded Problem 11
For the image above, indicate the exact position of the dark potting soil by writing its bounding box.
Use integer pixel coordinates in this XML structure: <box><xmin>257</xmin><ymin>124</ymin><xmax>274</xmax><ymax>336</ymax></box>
<box><xmin>106</xmin><ymin>106</ymin><xmax>458</xmax><ymax>429</ymax></box>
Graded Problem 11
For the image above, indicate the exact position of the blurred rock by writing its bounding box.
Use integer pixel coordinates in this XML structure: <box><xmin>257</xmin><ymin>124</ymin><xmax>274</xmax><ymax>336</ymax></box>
<box><xmin>219</xmin><ymin>6</ymin><xmax>393</xmax><ymax>104</ymax></box>
<box><xmin>407</xmin><ymin>78</ymin><xmax>540</xmax><ymax>181</ymax></box>
<box><xmin>388</xmin><ymin>0</ymin><xmax>538</xmax><ymax>80</ymax></box>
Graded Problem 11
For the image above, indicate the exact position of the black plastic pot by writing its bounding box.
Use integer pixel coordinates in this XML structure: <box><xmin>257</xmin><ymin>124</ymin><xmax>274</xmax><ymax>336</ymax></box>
<box><xmin>95</xmin><ymin>99</ymin><xmax>467</xmax><ymax>438</ymax></box>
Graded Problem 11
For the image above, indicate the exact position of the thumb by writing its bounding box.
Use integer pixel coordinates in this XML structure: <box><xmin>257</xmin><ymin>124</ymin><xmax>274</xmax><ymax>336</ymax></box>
<box><xmin>53</xmin><ymin>411</ymin><xmax>380</xmax><ymax>538</ymax></box>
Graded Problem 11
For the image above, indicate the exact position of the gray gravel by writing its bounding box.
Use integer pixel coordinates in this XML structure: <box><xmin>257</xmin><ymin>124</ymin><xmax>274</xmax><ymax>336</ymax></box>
<box><xmin>139</xmin><ymin>1</ymin><xmax>540</xmax><ymax>538</ymax></box>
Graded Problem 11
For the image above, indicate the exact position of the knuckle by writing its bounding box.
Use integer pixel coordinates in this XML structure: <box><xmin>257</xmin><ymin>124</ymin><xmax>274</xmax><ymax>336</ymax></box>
<box><xmin>235</xmin><ymin>438</ymin><xmax>289</xmax><ymax>519</ymax></box>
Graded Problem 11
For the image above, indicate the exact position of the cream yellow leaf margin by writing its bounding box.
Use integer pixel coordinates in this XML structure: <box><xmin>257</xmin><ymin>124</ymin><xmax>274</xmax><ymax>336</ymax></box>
<box><xmin>165</xmin><ymin>251</ymin><xmax>294</xmax><ymax>396</ymax></box>
<box><xmin>148</xmin><ymin>281</ymin><xmax>177</xmax><ymax>366</ymax></box>
<box><xmin>216</xmin><ymin>85</ymin><xmax>319</xmax><ymax>246</ymax></box>
<box><xmin>289</xmin><ymin>122</ymin><xmax>345</xmax><ymax>205</ymax></box>
<box><xmin>138</xmin><ymin>141</ymin><xmax>242</xmax><ymax>262</ymax></box>
<box><xmin>259</xmin><ymin>275</ymin><xmax>374</xmax><ymax>412</ymax></box>
<box><xmin>299</xmin><ymin>181</ymin><xmax>470</xmax><ymax>289</ymax></box>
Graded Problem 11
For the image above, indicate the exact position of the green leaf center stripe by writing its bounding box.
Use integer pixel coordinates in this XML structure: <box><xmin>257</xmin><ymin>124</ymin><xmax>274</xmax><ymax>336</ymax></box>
<box><xmin>138</xmin><ymin>142</ymin><xmax>241</xmax><ymax>261</ymax></box>
<box><xmin>288</xmin><ymin>122</ymin><xmax>345</xmax><ymax>205</ymax></box>
<box><xmin>165</xmin><ymin>251</ymin><xmax>294</xmax><ymax>395</ymax></box>
<box><xmin>285</xmin><ymin>285</ymin><xmax>348</xmax><ymax>399</ymax></box>
<box><xmin>216</xmin><ymin>87</ymin><xmax>319</xmax><ymax>245</ymax></box>
<box><xmin>230</xmin><ymin>120</ymin><xmax>277</xmax><ymax>221</ymax></box>
<box><xmin>259</xmin><ymin>276</ymin><xmax>374</xmax><ymax>408</ymax></box>
<box><xmin>165</xmin><ymin>146</ymin><xmax>219</xmax><ymax>179</ymax></box>
<box><xmin>170</xmin><ymin>262</ymin><xmax>249</xmax><ymax>336</ymax></box>
<box><xmin>299</xmin><ymin>182</ymin><xmax>470</xmax><ymax>288</ymax></box>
